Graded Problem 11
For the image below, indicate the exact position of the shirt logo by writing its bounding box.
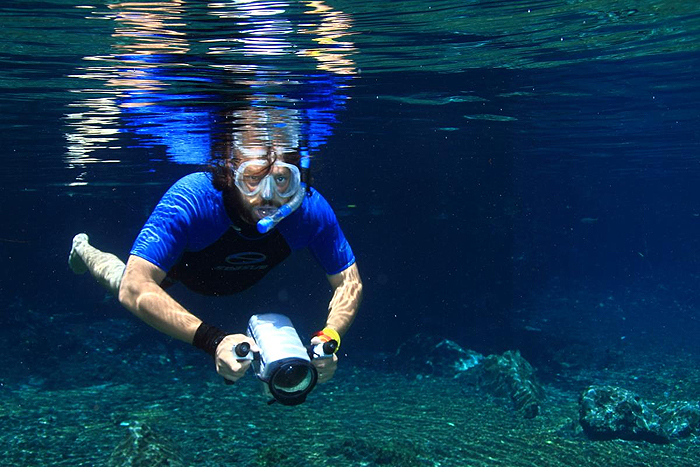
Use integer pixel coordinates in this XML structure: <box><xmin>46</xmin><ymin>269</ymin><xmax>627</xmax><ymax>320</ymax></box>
<box><xmin>224</xmin><ymin>252</ymin><xmax>267</xmax><ymax>265</ymax></box>
<box><xmin>216</xmin><ymin>252</ymin><xmax>269</xmax><ymax>271</ymax></box>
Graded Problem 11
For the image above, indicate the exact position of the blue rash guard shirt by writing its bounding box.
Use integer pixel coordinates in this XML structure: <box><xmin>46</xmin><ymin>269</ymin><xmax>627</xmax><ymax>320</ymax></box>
<box><xmin>130</xmin><ymin>172</ymin><xmax>355</xmax><ymax>296</ymax></box>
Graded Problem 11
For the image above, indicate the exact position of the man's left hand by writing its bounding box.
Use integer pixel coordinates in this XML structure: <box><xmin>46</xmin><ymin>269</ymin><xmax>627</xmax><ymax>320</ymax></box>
<box><xmin>310</xmin><ymin>336</ymin><xmax>338</xmax><ymax>383</ymax></box>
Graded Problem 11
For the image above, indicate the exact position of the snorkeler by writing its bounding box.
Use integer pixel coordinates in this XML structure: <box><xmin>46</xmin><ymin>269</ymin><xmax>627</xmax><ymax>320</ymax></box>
<box><xmin>68</xmin><ymin>107</ymin><xmax>362</xmax><ymax>386</ymax></box>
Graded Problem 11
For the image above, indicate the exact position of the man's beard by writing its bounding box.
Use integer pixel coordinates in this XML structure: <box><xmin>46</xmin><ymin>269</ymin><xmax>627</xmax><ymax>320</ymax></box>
<box><xmin>223</xmin><ymin>186</ymin><xmax>257</xmax><ymax>226</ymax></box>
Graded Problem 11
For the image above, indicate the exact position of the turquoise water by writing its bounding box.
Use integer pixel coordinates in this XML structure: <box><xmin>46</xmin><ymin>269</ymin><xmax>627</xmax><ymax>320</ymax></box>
<box><xmin>1</xmin><ymin>1</ymin><xmax>700</xmax><ymax>465</ymax></box>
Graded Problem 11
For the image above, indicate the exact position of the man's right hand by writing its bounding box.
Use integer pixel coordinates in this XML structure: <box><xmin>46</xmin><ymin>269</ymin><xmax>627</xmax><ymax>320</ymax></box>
<box><xmin>215</xmin><ymin>334</ymin><xmax>259</xmax><ymax>383</ymax></box>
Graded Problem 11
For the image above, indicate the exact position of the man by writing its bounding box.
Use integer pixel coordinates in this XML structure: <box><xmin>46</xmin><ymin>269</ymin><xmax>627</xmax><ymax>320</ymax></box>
<box><xmin>69</xmin><ymin>107</ymin><xmax>362</xmax><ymax>385</ymax></box>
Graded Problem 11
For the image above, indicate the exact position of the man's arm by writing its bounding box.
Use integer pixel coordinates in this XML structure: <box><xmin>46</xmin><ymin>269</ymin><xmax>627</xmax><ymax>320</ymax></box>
<box><xmin>118</xmin><ymin>255</ymin><xmax>201</xmax><ymax>342</ymax></box>
<box><xmin>118</xmin><ymin>255</ymin><xmax>256</xmax><ymax>382</ymax></box>
<box><xmin>310</xmin><ymin>262</ymin><xmax>362</xmax><ymax>384</ymax></box>
<box><xmin>324</xmin><ymin>262</ymin><xmax>363</xmax><ymax>337</ymax></box>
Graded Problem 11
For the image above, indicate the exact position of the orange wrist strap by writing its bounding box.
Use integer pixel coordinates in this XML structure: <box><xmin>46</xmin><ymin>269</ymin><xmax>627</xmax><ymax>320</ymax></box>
<box><xmin>314</xmin><ymin>327</ymin><xmax>341</xmax><ymax>352</ymax></box>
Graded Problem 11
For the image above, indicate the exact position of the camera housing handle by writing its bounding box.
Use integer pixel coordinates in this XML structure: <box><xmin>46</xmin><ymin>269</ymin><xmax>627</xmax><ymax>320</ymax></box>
<box><xmin>308</xmin><ymin>339</ymin><xmax>338</xmax><ymax>359</ymax></box>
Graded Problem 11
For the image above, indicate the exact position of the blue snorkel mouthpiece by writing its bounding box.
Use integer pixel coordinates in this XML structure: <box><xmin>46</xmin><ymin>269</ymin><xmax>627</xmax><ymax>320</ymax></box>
<box><xmin>256</xmin><ymin>200</ymin><xmax>299</xmax><ymax>233</ymax></box>
<box><xmin>256</xmin><ymin>151</ymin><xmax>310</xmax><ymax>234</ymax></box>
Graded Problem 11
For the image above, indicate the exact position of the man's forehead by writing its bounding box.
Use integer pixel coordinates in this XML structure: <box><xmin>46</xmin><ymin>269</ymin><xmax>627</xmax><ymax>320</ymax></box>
<box><xmin>235</xmin><ymin>146</ymin><xmax>297</xmax><ymax>158</ymax></box>
<box><xmin>236</xmin><ymin>146</ymin><xmax>269</xmax><ymax>159</ymax></box>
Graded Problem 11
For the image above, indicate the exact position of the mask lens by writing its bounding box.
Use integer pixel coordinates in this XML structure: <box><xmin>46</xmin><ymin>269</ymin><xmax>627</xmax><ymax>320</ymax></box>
<box><xmin>240</xmin><ymin>164</ymin><xmax>266</xmax><ymax>194</ymax></box>
<box><xmin>235</xmin><ymin>160</ymin><xmax>300</xmax><ymax>199</ymax></box>
<box><xmin>271</xmin><ymin>165</ymin><xmax>299</xmax><ymax>198</ymax></box>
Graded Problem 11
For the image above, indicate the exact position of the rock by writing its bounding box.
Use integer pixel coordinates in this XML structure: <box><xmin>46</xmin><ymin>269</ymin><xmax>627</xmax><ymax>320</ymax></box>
<box><xmin>394</xmin><ymin>336</ymin><xmax>544</xmax><ymax>418</ymax></box>
<box><xmin>394</xmin><ymin>334</ymin><xmax>483</xmax><ymax>378</ymax></box>
<box><xmin>107</xmin><ymin>421</ymin><xmax>185</xmax><ymax>467</ymax></box>
<box><xmin>393</xmin><ymin>337</ymin><xmax>544</xmax><ymax>419</ymax></box>
<box><xmin>579</xmin><ymin>386</ymin><xmax>669</xmax><ymax>444</ymax></box>
<box><xmin>477</xmin><ymin>350</ymin><xmax>545</xmax><ymax>419</ymax></box>
<box><xmin>656</xmin><ymin>401</ymin><xmax>700</xmax><ymax>439</ymax></box>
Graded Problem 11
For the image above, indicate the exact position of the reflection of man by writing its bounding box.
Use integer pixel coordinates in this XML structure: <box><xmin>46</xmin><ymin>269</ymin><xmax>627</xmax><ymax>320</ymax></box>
<box><xmin>65</xmin><ymin>0</ymin><xmax>357</xmax><ymax>166</ymax></box>
<box><xmin>69</xmin><ymin>107</ymin><xmax>363</xmax><ymax>385</ymax></box>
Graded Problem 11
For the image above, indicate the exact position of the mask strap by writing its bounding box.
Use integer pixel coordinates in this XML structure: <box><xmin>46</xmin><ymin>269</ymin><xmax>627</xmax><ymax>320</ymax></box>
<box><xmin>300</xmin><ymin>149</ymin><xmax>311</xmax><ymax>194</ymax></box>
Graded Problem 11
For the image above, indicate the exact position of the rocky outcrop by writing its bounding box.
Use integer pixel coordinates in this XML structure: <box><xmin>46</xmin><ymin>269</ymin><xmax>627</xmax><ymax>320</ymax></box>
<box><xmin>578</xmin><ymin>386</ymin><xmax>700</xmax><ymax>444</ymax></box>
<box><xmin>477</xmin><ymin>350</ymin><xmax>545</xmax><ymax>419</ymax></box>
<box><xmin>657</xmin><ymin>401</ymin><xmax>700</xmax><ymax>439</ymax></box>
<box><xmin>394</xmin><ymin>335</ymin><xmax>544</xmax><ymax>418</ymax></box>
<box><xmin>393</xmin><ymin>334</ymin><xmax>483</xmax><ymax>378</ymax></box>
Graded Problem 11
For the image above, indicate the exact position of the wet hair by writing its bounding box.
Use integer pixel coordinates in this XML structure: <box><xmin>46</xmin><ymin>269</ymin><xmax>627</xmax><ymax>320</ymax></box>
<box><xmin>208</xmin><ymin>107</ymin><xmax>303</xmax><ymax>192</ymax></box>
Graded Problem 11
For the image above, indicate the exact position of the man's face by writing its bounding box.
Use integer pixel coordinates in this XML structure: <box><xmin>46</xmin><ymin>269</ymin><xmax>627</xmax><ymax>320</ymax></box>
<box><xmin>229</xmin><ymin>153</ymin><xmax>298</xmax><ymax>225</ymax></box>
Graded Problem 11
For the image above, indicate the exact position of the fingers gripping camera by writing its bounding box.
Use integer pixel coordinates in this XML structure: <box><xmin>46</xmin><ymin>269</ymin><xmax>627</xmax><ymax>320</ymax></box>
<box><xmin>232</xmin><ymin>313</ymin><xmax>337</xmax><ymax>406</ymax></box>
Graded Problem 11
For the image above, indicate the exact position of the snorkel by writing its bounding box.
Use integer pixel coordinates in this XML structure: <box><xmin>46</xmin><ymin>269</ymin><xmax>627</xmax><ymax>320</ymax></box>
<box><xmin>256</xmin><ymin>150</ymin><xmax>310</xmax><ymax>234</ymax></box>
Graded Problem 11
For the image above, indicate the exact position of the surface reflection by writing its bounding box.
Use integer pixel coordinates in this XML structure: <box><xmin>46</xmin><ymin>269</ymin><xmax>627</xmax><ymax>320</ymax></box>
<box><xmin>64</xmin><ymin>0</ymin><xmax>356</xmax><ymax>183</ymax></box>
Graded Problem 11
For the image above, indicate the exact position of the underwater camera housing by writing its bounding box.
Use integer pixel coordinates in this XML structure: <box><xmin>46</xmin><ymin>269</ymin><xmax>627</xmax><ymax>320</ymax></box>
<box><xmin>236</xmin><ymin>313</ymin><xmax>335</xmax><ymax>406</ymax></box>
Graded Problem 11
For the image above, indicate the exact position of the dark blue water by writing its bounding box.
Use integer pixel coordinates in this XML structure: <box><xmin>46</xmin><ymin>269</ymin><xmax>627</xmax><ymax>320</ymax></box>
<box><xmin>1</xmin><ymin>0</ymin><xmax>699</xmax><ymax>394</ymax></box>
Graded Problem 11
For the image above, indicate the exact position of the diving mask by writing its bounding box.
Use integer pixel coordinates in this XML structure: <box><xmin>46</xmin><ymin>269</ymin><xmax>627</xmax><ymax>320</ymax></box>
<box><xmin>234</xmin><ymin>159</ymin><xmax>301</xmax><ymax>200</ymax></box>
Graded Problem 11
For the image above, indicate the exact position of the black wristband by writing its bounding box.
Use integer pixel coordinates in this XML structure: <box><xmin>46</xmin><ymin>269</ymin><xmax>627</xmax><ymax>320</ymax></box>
<box><xmin>192</xmin><ymin>323</ymin><xmax>228</xmax><ymax>358</ymax></box>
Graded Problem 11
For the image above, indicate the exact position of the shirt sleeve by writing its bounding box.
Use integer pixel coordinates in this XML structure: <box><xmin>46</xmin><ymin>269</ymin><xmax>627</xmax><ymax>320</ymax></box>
<box><xmin>129</xmin><ymin>174</ymin><xmax>216</xmax><ymax>272</ymax></box>
<box><xmin>305</xmin><ymin>192</ymin><xmax>356</xmax><ymax>275</ymax></box>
